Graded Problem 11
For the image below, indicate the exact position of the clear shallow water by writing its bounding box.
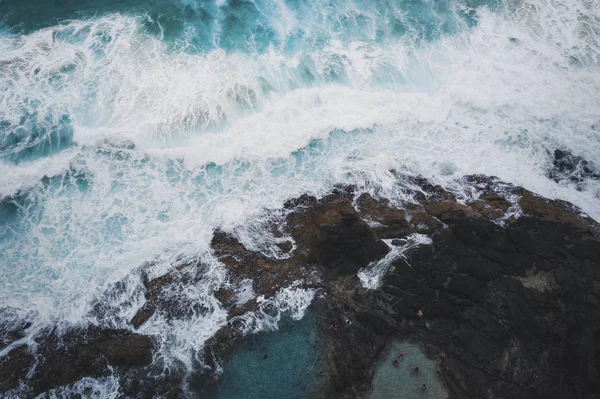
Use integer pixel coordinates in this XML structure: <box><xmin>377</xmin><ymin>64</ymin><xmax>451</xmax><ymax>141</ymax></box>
<box><xmin>369</xmin><ymin>341</ymin><xmax>447</xmax><ymax>399</ymax></box>
<box><xmin>0</xmin><ymin>0</ymin><xmax>599</xmax><ymax>395</ymax></box>
<box><xmin>208</xmin><ymin>310</ymin><xmax>323</xmax><ymax>399</ymax></box>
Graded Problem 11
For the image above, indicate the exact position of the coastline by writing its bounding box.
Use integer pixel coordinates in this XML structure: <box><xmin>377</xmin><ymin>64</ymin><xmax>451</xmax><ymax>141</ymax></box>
<box><xmin>2</xmin><ymin>171</ymin><xmax>600</xmax><ymax>398</ymax></box>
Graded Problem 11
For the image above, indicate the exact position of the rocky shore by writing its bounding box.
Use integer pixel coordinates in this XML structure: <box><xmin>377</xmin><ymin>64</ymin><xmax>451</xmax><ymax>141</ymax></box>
<box><xmin>1</xmin><ymin>169</ymin><xmax>599</xmax><ymax>398</ymax></box>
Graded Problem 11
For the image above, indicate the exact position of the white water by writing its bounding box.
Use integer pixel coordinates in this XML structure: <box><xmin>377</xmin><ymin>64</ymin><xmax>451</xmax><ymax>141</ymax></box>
<box><xmin>230</xmin><ymin>282</ymin><xmax>317</xmax><ymax>335</ymax></box>
<box><xmin>0</xmin><ymin>0</ymin><xmax>599</xmax><ymax>390</ymax></box>
<box><xmin>359</xmin><ymin>235</ymin><xmax>433</xmax><ymax>290</ymax></box>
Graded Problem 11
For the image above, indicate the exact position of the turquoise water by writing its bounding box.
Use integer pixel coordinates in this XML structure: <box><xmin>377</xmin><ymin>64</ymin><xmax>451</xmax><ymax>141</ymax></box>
<box><xmin>205</xmin><ymin>310</ymin><xmax>323</xmax><ymax>399</ymax></box>
<box><xmin>1</xmin><ymin>0</ymin><xmax>600</xmax><ymax>396</ymax></box>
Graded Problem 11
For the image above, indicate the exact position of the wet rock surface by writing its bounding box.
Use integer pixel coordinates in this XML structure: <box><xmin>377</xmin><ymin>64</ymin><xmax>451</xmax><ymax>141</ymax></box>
<box><xmin>2</xmin><ymin>173</ymin><xmax>600</xmax><ymax>398</ymax></box>
<box><xmin>195</xmin><ymin>175</ymin><xmax>599</xmax><ymax>399</ymax></box>
<box><xmin>312</xmin><ymin>176</ymin><xmax>600</xmax><ymax>399</ymax></box>
<box><xmin>547</xmin><ymin>149</ymin><xmax>600</xmax><ymax>190</ymax></box>
<box><xmin>0</xmin><ymin>327</ymin><xmax>153</xmax><ymax>396</ymax></box>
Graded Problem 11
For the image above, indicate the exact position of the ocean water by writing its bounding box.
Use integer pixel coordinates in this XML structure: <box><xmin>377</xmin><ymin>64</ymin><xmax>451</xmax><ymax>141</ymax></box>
<box><xmin>0</xmin><ymin>0</ymin><xmax>599</xmax><ymax>396</ymax></box>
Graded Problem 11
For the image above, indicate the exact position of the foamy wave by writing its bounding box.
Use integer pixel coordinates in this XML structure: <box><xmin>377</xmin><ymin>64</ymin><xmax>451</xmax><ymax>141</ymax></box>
<box><xmin>230</xmin><ymin>282</ymin><xmax>316</xmax><ymax>335</ymax></box>
<box><xmin>359</xmin><ymin>235</ymin><xmax>433</xmax><ymax>290</ymax></box>
<box><xmin>40</xmin><ymin>376</ymin><xmax>121</xmax><ymax>399</ymax></box>
<box><xmin>0</xmin><ymin>0</ymin><xmax>599</xmax><ymax>390</ymax></box>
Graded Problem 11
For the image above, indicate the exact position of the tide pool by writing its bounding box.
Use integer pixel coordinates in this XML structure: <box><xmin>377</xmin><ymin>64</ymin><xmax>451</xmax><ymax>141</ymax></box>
<box><xmin>369</xmin><ymin>341</ymin><xmax>447</xmax><ymax>399</ymax></box>
<box><xmin>202</xmin><ymin>309</ymin><xmax>324</xmax><ymax>399</ymax></box>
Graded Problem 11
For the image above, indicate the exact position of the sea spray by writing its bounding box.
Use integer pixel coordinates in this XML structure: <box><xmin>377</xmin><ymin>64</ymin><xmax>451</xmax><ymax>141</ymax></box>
<box><xmin>0</xmin><ymin>0</ymin><xmax>599</xmax><ymax>394</ymax></box>
<box><xmin>358</xmin><ymin>235</ymin><xmax>433</xmax><ymax>290</ymax></box>
<box><xmin>230</xmin><ymin>282</ymin><xmax>316</xmax><ymax>335</ymax></box>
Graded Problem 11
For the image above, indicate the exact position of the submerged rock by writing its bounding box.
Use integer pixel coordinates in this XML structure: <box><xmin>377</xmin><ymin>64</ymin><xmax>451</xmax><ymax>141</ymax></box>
<box><xmin>548</xmin><ymin>148</ymin><xmax>600</xmax><ymax>189</ymax></box>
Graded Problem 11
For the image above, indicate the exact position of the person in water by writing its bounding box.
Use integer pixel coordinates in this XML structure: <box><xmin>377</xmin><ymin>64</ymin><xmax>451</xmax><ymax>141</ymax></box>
<box><xmin>263</xmin><ymin>353</ymin><xmax>269</xmax><ymax>359</ymax></box>
<box><xmin>412</xmin><ymin>366</ymin><xmax>420</xmax><ymax>375</ymax></box>
<box><xmin>318</xmin><ymin>370</ymin><xmax>324</xmax><ymax>377</ymax></box>
<box><xmin>393</xmin><ymin>359</ymin><xmax>400</xmax><ymax>368</ymax></box>
<box><xmin>421</xmin><ymin>384</ymin><xmax>427</xmax><ymax>392</ymax></box>
<box><xmin>398</xmin><ymin>351</ymin><xmax>404</xmax><ymax>358</ymax></box>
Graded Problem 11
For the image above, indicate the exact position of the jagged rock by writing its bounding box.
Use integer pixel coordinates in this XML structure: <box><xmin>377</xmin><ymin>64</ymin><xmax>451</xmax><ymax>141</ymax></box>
<box><xmin>518</xmin><ymin>192</ymin><xmax>598</xmax><ymax>236</ymax></box>
<box><xmin>130</xmin><ymin>304</ymin><xmax>156</xmax><ymax>329</ymax></box>
<box><xmin>468</xmin><ymin>193</ymin><xmax>512</xmax><ymax>219</ymax></box>
<box><xmin>286</xmin><ymin>194</ymin><xmax>389</xmax><ymax>276</ymax></box>
<box><xmin>424</xmin><ymin>200</ymin><xmax>482</xmax><ymax>222</ymax></box>
<box><xmin>0</xmin><ymin>309</ymin><xmax>31</xmax><ymax>351</ymax></box>
<box><xmin>356</xmin><ymin>193</ymin><xmax>413</xmax><ymax>238</ymax></box>
<box><xmin>275</xmin><ymin>240</ymin><xmax>294</xmax><ymax>253</ymax></box>
<box><xmin>5</xmin><ymin>173</ymin><xmax>600</xmax><ymax>399</ymax></box>
<box><xmin>174</xmin><ymin>175</ymin><xmax>600</xmax><ymax>399</ymax></box>
<box><xmin>0</xmin><ymin>328</ymin><xmax>152</xmax><ymax>396</ymax></box>
<box><xmin>548</xmin><ymin>149</ymin><xmax>600</xmax><ymax>188</ymax></box>
<box><xmin>0</xmin><ymin>345</ymin><xmax>34</xmax><ymax>393</ymax></box>
<box><xmin>313</xmin><ymin>178</ymin><xmax>600</xmax><ymax>399</ymax></box>
<box><xmin>214</xmin><ymin>288</ymin><xmax>236</xmax><ymax>307</ymax></box>
<box><xmin>211</xmin><ymin>230</ymin><xmax>313</xmax><ymax>297</ymax></box>
<box><xmin>130</xmin><ymin>262</ymin><xmax>208</xmax><ymax>329</ymax></box>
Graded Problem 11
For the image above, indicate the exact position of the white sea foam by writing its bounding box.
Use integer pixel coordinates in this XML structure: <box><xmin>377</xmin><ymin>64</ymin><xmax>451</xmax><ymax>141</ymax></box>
<box><xmin>39</xmin><ymin>375</ymin><xmax>121</xmax><ymax>399</ymax></box>
<box><xmin>0</xmin><ymin>0</ymin><xmax>599</xmax><ymax>388</ymax></box>
<box><xmin>230</xmin><ymin>282</ymin><xmax>316</xmax><ymax>335</ymax></box>
<box><xmin>359</xmin><ymin>235</ymin><xmax>433</xmax><ymax>290</ymax></box>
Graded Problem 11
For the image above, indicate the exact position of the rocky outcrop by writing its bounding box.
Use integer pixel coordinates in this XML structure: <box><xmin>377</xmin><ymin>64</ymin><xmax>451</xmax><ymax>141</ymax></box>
<box><xmin>285</xmin><ymin>193</ymin><xmax>390</xmax><ymax>276</ymax></box>
<box><xmin>0</xmin><ymin>327</ymin><xmax>153</xmax><ymax>396</ymax></box>
<box><xmin>548</xmin><ymin>149</ymin><xmax>600</xmax><ymax>189</ymax></box>
<box><xmin>3</xmin><ymin>172</ymin><xmax>599</xmax><ymax>399</ymax></box>
<box><xmin>312</xmin><ymin>175</ymin><xmax>600</xmax><ymax>399</ymax></box>
<box><xmin>142</xmin><ymin>174</ymin><xmax>600</xmax><ymax>399</ymax></box>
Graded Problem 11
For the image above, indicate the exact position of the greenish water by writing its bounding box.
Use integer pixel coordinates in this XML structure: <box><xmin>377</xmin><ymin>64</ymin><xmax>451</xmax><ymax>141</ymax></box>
<box><xmin>205</xmin><ymin>310</ymin><xmax>325</xmax><ymax>399</ymax></box>
<box><xmin>370</xmin><ymin>341</ymin><xmax>447</xmax><ymax>399</ymax></box>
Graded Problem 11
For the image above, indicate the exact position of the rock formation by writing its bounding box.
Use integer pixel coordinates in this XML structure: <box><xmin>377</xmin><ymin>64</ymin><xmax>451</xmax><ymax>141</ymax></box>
<box><xmin>2</xmin><ymin>172</ymin><xmax>599</xmax><ymax>398</ymax></box>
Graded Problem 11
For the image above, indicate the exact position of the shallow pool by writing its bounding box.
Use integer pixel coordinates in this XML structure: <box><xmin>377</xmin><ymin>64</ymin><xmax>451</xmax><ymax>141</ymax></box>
<box><xmin>369</xmin><ymin>341</ymin><xmax>448</xmax><ymax>399</ymax></box>
<box><xmin>204</xmin><ymin>309</ymin><xmax>325</xmax><ymax>399</ymax></box>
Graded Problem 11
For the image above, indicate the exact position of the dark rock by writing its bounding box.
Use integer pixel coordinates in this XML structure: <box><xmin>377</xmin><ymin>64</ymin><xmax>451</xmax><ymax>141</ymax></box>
<box><xmin>424</xmin><ymin>200</ymin><xmax>482</xmax><ymax>222</ymax></box>
<box><xmin>356</xmin><ymin>193</ymin><xmax>412</xmax><ymax>238</ymax></box>
<box><xmin>0</xmin><ymin>309</ymin><xmax>31</xmax><ymax>351</ymax></box>
<box><xmin>214</xmin><ymin>288</ymin><xmax>236</xmax><ymax>307</ymax></box>
<box><xmin>548</xmin><ymin>149</ymin><xmax>600</xmax><ymax>189</ymax></box>
<box><xmin>192</xmin><ymin>175</ymin><xmax>600</xmax><ymax>399</ymax></box>
<box><xmin>276</xmin><ymin>175</ymin><xmax>600</xmax><ymax>399</ymax></box>
<box><xmin>130</xmin><ymin>261</ymin><xmax>208</xmax><ymax>329</ymax></box>
<box><xmin>130</xmin><ymin>304</ymin><xmax>156</xmax><ymax>329</ymax></box>
<box><xmin>211</xmin><ymin>230</ymin><xmax>313</xmax><ymax>297</ymax></box>
<box><xmin>8</xmin><ymin>173</ymin><xmax>600</xmax><ymax>399</ymax></box>
<box><xmin>0</xmin><ymin>328</ymin><xmax>153</xmax><ymax>396</ymax></box>
<box><xmin>518</xmin><ymin>192</ymin><xmax>598</xmax><ymax>237</ymax></box>
<box><xmin>0</xmin><ymin>345</ymin><xmax>35</xmax><ymax>393</ymax></box>
<box><xmin>275</xmin><ymin>240</ymin><xmax>293</xmax><ymax>253</ymax></box>
<box><xmin>468</xmin><ymin>193</ymin><xmax>512</xmax><ymax>220</ymax></box>
<box><xmin>286</xmin><ymin>195</ymin><xmax>389</xmax><ymax>276</ymax></box>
